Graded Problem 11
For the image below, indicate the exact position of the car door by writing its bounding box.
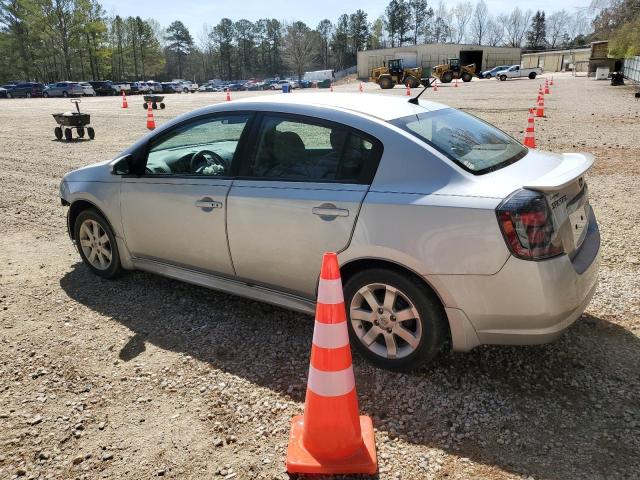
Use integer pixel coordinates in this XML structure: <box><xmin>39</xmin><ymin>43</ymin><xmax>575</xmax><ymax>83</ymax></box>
<box><xmin>120</xmin><ymin>112</ymin><xmax>253</xmax><ymax>275</ymax></box>
<box><xmin>227</xmin><ymin>113</ymin><xmax>382</xmax><ymax>297</ymax></box>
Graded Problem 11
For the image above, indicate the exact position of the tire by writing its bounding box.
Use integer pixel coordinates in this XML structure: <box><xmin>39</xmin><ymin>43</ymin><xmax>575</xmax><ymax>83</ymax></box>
<box><xmin>499</xmin><ymin>75</ymin><xmax>507</xmax><ymax>81</ymax></box>
<box><xmin>529</xmin><ymin>72</ymin><xmax>537</xmax><ymax>79</ymax></box>
<box><xmin>183</xmin><ymin>88</ymin><xmax>188</xmax><ymax>93</ymax></box>
<box><xmin>379</xmin><ymin>76</ymin><xmax>394</xmax><ymax>89</ymax></box>
<box><xmin>142</xmin><ymin>102</ymin><xmax>147</xmax><ymax>109</ymax></box>
<box><xmin>461</xmin><ymin>72</ymin><xmax>472</xmax><ymax>82</ymax></box>
<box><xmin>26</xmin><ymin>92</ymin><xmax>31</xmax><ymax>98</ymax></box>
<box><xmin>74</xmin><ymin>208</ymin><xmax>122</xmax><ymax>279</ymax></box>
<box><xmin>43</xmin><ymin>92</ymin><xmax>48</xmax><ymax>98</ymax></box>
<box><xmin>152</xmin><ymin>102</ymin><xmax>157</xmax><ymax>109</ymax></box>
<box><xmin>77</xmin><ymin>127</ymin><xmax>85</xmax><ymax>138</ymax></box>
<box><xmin>64</xmin><ymin>128</ymin><xmax>72</xmax><ymax>141</ymax></box>
<box><xmin>441</xmin><ymin>71</ymin><xmax>453</xmax><ymax>83</ymax></box>
<box><xmin>344</xmin><ymin>268</ymin><xmax>449</xmax><ymax>371</ymax></box>
<box><xmin>484</xmin><ymin>74</ymin><xmax>492</xmax><ymax>79</ymax></box>
<box><xmin>62</xmin><ymin>91</ymin><xmax>68</xmax><ymax>97</ymax></box>
<box><xmin>87</xmin><ymin>127</ymin><xmax>95</xmax><ymax>140</ymax></box>
<box><xmin>405</xmin><ymin>76</ymin><xmax>420</xmax><ymax>89</ymax></box>
<box><xmin>54</xmin><ymin>127</ymin><xmax>62</xmax><ymax>140</ymax></box>
<box><xmin>6</xmin><ymin>92</ymin><xmax>11</xmax><ymax>99</ymax></box>
<box><xmin>160</xmin><ymin>103</ymin><xmax>165</xmax><ymax>109</ymax></box>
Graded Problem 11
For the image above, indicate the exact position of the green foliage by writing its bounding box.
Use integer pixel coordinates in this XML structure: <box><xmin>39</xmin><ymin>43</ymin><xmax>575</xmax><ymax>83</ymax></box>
<box><xmin>593</xmin><ymin>0</ymin><xmax>640</xmax><ymax>58</ymax></box>
<box><xmin>609</xmin><ymin>14</ymin><xmax>640</xmax><ymax>57</ymax></box>
<box><xmin>526</xmin><ymin>10</ymin><xmax>546</xmax><ymax>49</ymax></box>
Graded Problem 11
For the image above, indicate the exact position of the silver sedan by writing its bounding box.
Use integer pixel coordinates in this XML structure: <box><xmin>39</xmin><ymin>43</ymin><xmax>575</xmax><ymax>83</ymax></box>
<box><xmin>59</xmin><ymin>93</ymin><xmax>600</xmax><ymax>371</ymax></box>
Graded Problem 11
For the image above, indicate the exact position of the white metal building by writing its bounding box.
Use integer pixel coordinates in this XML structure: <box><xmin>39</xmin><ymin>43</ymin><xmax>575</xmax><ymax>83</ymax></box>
<box><xmin>357</xmin><ymin>43</ymin><xmax>522</xmax><ymax>79</ymax></box>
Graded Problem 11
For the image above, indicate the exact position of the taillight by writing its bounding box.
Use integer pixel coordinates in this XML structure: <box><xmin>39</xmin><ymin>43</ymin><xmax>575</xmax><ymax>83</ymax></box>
<box><xmin>496</xmin><ymin>189</ymin><xmax>564</xmax><ymax>260</ymax></box>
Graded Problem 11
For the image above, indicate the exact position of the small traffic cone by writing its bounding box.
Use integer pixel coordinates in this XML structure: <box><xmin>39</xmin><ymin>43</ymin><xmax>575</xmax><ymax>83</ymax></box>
<box><xmin>454</xmin><ymin>79</ymin><xmax>458</xmax><ymax>88</ymax></box>
<box><xmin>330</xmin><ymin>83</ymin><xmax>334</xmax><ymax>92</ymax></box>
<box><xmin>433</xmin><ymin>82</ymin><xmax>438</xmax><ymax>92</ymax></box>
<box><xmin>550</xmin><ymin>76</ymin><xmax>554</xmax><ymax>86</ymax></box>
<box><xmin>405</xmin><ymin>83</ymin><xmax>411</xmax><ymax>96</ymax></box>
<box><xmin>121</xmin><ymin>90</ymin><xmax>128</xmax><ymax>109</ymax></box>
<box><xmin>225</xmin><ymin>88</ymin><xmax>231</xmax><ymax>101</ymax></box>
<box><xmin>359</xmin><ymin>82</ymin><xmax>363</xmax><ymax>92</ymax></box>
<box><xmin>286</xmin><ymin>252</ymin><xmax>377</xmax><ymax>475</ymax></box>
<box><xmin>536</xmin><ymin>92</ymin><xmax>545</xmax><ymax>117</ymax></box>
<box><xmin>544</xmin><ymin>80</ymin><xmax>550</xmax><ymax>94</ymax></box>
<box><xmin>146</xmin><ymin>102</ymin><xmax>155</xmax><ymax>130</ymax></box>
<box><xmin>523</xmin><ymin>108</ymin><xmax>536</xmax><ymax>148</ymax></box>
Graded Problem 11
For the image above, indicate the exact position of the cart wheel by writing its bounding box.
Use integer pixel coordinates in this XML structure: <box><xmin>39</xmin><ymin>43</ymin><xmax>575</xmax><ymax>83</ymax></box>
<box><xmin>152</xmin><ymin>102</ymin><xmax>158</xmax><ymax>109</ymax></box>
<box><xmin>54</xmin><ymin>127</ymin><xmax>62</xmax><ymax>140</ymax></box>
<box><xmin>160</xmin><ymin>103</ymin><xmax>165</xmax><ymax>109</ymax></box>
<box><xmin>142</xmin><ymin>102</ymin><xmax>147</xmax><ymax>109</ymax></box>
<box><xmin>87</xmin><ymin>127</ymin><xmax>95</xmax><ymax>140</ymax></box>
<box><xmin>77</xmin><ymin>127</ymin><xmax>85</xmax><ymax>138</ymax></box>
<box><xmin>64</xmin><ymin>128</ymin><xmax>72</xmax><ymax>141</ymax></box>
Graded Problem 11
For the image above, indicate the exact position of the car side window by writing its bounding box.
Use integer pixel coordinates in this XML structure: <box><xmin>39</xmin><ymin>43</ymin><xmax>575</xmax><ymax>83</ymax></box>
<box><xmin>247</xmin><ymin>115</ymin><xmax>378</xmax><ymax>183</ymax></box>
<box><xmin>145</xmin><ymin>114</ymin><xmax>250</xmax><ymax>176</ymax></box>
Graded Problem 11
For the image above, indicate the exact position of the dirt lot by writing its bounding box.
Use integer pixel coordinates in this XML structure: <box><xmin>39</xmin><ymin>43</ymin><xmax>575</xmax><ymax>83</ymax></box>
<box><xmin>1</xmin><ymin>74</ymin><xmax>639</xmax><ymax>480</ymax></box>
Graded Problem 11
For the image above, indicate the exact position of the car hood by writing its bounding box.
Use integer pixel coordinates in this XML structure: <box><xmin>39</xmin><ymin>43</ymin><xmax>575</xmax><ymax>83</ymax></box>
<box><xmin>62</xmin><ymin>159</ymin><xmax>114</xmax><ymax>183</ymax></box>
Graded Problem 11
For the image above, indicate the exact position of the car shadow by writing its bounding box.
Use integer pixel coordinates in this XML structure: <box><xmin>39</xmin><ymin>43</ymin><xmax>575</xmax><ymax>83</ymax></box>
<box><xmin>59</xmin><ymin>265</ymin><xmax>640</xmax><ymax>480</ymax></box>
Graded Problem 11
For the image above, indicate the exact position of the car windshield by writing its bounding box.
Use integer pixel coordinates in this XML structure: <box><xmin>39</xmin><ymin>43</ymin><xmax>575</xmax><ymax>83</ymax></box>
<box><xmin>391</xmin><ymin>108</ymin><xmax>527</xmax><ymax>174</ymax></box>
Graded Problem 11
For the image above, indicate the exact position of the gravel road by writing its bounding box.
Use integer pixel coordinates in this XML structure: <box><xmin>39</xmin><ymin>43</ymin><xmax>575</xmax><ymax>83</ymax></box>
<box><xmin>1</xmin><ymin>74</ymin><xmax>639</xmax><ymax>480</ymax></box>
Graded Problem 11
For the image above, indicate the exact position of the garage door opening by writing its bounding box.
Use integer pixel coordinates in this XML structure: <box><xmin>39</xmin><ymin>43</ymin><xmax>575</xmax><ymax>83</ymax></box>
<box><xmin>460</xmin><ymin>50</ymin><xmax>483</xmax><ymax>74</ymax></box>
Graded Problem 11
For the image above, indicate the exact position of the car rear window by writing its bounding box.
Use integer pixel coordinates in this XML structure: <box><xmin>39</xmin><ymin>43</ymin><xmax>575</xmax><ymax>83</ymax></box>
<box><xmin>390</xmin><ymin>108</ymin><xmax>527</xmax><ymax>174</ymax></box>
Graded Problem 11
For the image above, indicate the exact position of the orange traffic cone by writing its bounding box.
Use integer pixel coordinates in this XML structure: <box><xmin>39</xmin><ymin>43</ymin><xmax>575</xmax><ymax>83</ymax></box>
<box><xmin>330</xmin><ymin>83</ymin><xmax>333</xmax><ymax>92</ymax></box>
<box><xmin>146</xmin><ymin>102</ymin><xmax>155</xmax><ymax>130</ymax></box>
<box><xmin>121</xmin><ymin>90</ymin><xmax>128</xmax><ymax>109</ymax></box>
<box><xmin>405</xmin><ymin>83</ymin><xmax>411</xmax><ymax>96</ymax></box>
<box><xmin>225</xmin><ymin>88</ymin><xmax>231</xmax><ymax>101</ymax></box>
<box><xmin>544</xmin><ymin>80</ymin><xmax>550</xmax><ymax>94</ymax></box>
<box><xmin>536</xmin><ymin>92</ymin><xmax>545</xmax><ymax>117</ymax></box>
<box><xmin>523</xmin><ymin>108</ymin><xmax>536</xmax><ymax>148</ymax></box>
<box><xmin>286</xmin><ymin>252</ymin><xmax>377</xmax><ymax>475</ymax></box>
<box><xmin>454</xmin><ymin>79</ymin><xmax>458</xmax><ymax>88</ymax></box>
<box><xmin>550</xmin><ymin>76</ymin><xmax>554</xmax><ymax>86</ymax></box>
<box><xmin>433</xmin><ymin>82</ymin><xmax>438</xmax><ymax>92</ymax></box>
<box><xmin>359</xmin><ymin>82</ymin><xmax>363</xmax><ymax>92</ymax></box>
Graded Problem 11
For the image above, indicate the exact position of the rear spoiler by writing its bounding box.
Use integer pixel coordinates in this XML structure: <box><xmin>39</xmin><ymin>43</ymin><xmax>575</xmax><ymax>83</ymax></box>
<box><xmin>523</xmin><ymin>153</ymin><xmax>595</xmax><ymax>191</ymax></box>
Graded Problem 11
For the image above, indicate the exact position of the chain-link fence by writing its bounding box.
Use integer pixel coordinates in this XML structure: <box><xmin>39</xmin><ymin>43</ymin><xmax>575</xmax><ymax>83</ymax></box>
<box><xmin>622</xmin><ymin>56</ymin><xmax>640</xmax><ymax>82</ymax></box>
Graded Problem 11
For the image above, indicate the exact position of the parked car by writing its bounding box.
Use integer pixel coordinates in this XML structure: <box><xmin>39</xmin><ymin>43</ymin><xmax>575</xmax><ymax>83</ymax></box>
<box><xmin>173</xmin><ymin>79</ymin><xmax>198</xmax><ymax>93</ymax></box>
<box><xmin>480</xmin><ymin>65</ymin><xmax>512</xmax><ymax>79</ymax></box>
<box><xmin>59</xmin><ymin>93</ymin><xmax>600</xmax><ymax>371</ymax></box>
<box><xmin>271</xmin><ymin>80</ymin><xmax>294</xmax><ymax>90</ymax></box>
<box><xmin>495</xmin><ymin>65</ymin><xmax>543</xmax><ymax>81</ymax></box>
<box><xmin>78</xmin><ymin>82</ymin><xmax>96</xmax><ymax>96</ymax></box>
<box><xmin>88</xmin><ymin>81</ymin><xmax>117</xmax><ymax>96</ymax></box>
<box><xmin>5</xmin><ymin>82</ymin><xmax>44</xmax><ymax>98</ymax></box>
<box><xmin>146</xmin><ymin>81</ymin><xmax>162</xmax><ymax>93</ymax></box>
<box><xmin>0</xmin><ymin>86</ymin><xmax>10</xmax><ymax>98</ymax></box>
<box><xmin>43</xmin><ymin>82</ymin><xmax>84</xmax><ymax>97</ymax></box>
<box><xmin>161</xmin><ymin>82</ymin><xmax>182</xmax><ymax>93</ymax></box>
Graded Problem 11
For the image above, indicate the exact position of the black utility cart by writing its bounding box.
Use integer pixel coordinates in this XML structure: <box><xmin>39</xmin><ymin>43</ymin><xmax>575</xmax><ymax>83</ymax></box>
<box><xmin>52</xmin><ymin>99</ymin><xmax>94</xmax><ymax>141</ymax></box>
<box><xmin>142</xmin><ymin>95</ymin><xmax>166</xmax><ymax>110</ymax></box>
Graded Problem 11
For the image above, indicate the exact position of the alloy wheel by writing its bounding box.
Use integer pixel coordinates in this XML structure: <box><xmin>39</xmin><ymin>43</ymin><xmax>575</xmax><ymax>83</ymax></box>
<box><xmin>350</xmin><ymin>283</ymin><xmax>422</xmax><ymax>359</ymax></box>
<box><xmin>79</xmin><ymin>219</ymin><xmax>112</xmax><ymax>270</ymax></box>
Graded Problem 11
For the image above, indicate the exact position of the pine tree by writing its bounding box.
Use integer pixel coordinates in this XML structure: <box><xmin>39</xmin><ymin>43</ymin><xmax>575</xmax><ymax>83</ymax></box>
<box><xmin>166</xmin><ymin>20</ymin><xmax>193</xmax><ymax>78</ymax></box>
<box><xmin>526</xmin><ymin>10</ymin><xmax>546</xmax><ymax>49</ymax></box>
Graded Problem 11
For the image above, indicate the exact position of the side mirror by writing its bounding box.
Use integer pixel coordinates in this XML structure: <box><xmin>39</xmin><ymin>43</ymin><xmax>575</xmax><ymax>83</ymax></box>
<box><xmin>112</xmin><ymin>154</ymin><xmax>132</xmax><ymax>175</ymax></box>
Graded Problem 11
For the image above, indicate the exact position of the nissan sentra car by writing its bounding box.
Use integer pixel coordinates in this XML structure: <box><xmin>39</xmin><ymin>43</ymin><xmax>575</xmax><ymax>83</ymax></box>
<box><xmin>59</xmin><ymin>93</ymin><xmax>600</xmax><ymax>371</ymax></box>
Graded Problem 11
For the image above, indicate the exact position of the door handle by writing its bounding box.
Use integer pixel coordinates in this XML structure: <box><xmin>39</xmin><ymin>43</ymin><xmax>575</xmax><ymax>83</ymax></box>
<box><xmin>195</xmin><ymin>198</ymin><xmax>223</xmax><ymax>209</ymax></box>
<box><xmin>312</xmin><ymin>203</ymin><xmax>349</xmax><ymax>218</ymax></box>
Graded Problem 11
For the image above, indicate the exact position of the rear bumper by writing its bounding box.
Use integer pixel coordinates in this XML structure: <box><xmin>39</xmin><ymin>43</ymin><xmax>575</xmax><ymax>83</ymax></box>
<box><xmin>434</xmin><ymin>209</ymin><xmax>600</xmax><ymax>350</ymax></box>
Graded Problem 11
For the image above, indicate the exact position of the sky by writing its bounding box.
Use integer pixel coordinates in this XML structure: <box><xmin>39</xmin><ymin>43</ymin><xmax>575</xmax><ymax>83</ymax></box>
<box><xmin>100</xmin><ymin>0</ymin><xmax>593</xmax><ymax>35</ymax></box>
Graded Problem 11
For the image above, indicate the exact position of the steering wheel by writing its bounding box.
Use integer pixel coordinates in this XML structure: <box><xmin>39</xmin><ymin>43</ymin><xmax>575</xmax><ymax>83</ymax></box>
<box><xmin>190</xmin><ymin>150</ymin><xmax>227</xmax><ymax>174</ymax></box>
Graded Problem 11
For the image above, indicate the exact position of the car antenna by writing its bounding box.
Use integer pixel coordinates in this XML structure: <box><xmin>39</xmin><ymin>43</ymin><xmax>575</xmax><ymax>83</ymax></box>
<box><xmin>408</xmin><ymin>78</ymin><xmax>436</xmax><ymax>105</ymax></box>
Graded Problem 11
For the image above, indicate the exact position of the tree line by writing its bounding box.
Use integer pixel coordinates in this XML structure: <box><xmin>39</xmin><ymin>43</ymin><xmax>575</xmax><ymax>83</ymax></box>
<box><xmin>0</xmin><ymin>0</ymin><xmax>602</xmax><ymax>84</ymax></box>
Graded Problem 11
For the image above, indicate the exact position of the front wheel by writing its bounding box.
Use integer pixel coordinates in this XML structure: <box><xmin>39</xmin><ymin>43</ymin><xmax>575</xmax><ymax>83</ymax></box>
<box><xmin>529</xmin><ymin>72</ymin><xmax>537</xmax><ymax>79</ymax></box>
<box><xmin>74</xmin><ymin>209</ymin><xmax>122</xmax><ymax>279</ymax></box>
<box><xmin>43</xmin><ymin>92</ymin><xmax>49</xmax><ymax>98</ymax></box>
<box><xmin>344</xmin><ymin>269</ymin><xmax>449</xmax><ymax>371</ymax></box>
<box><xmin>441</xmin><ymin>71</ymin><xmax>453</xmax><ymax>83</ymax></box>
<box><xmin>87</xmin><ymin>127</ymin><xmax>95</xmax><ymax>140</ymax></box>
<box><xmin>484</xmin><ymin>74</ymin><xmax>492</xmax><ymax>79</ymax></box>
<box><xmin>461</xmin><ymin>72</ymin><xmax>472</xmax><ymax>82</ymax></box>
<box><xmin>499</xmin><ymin>75</ymin><xmax>507</xmax><ymax>81</ymax></box>
<box><xmin>62</xmin><ymin>91</ymin><xmax>68</xmax><ymax>97</ymax></box>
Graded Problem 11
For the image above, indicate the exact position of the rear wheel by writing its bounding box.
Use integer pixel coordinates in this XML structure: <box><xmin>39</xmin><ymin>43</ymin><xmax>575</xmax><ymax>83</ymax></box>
<box><xmin>87</xmin><ymin>127</ymin><xmax>95</xmax><ymax>140</ymax></box>
<box><xmin>344</xmin><ymin>268</ymin><xmax>449</xmax><ymax>371</ymax></box>
<box><xmin>43</xmin><ymin>92</ymin><xmax>49</xmax><ymax>98</ymax></box>
<box><xmin>77</xmin><ymin>127</ymin><xmax>85</xmax><ymax>138</ymax></box>
<box><xmin>406</xmin><ymin>76</ymin><xmax>420</xmax><ymax>88</ymax></box>
<box><xmin>461</xmin><ymin>72</ymin><xmax>472</xmax><ymax>82</ymax></box>
<box><xmin>160</xmin><ymin>103</ymin><xmax>165</xmax><ymax>109</ymax></box>
<box><xmin>26</xmin><ymin>92</ymin><xmax>31</xmax><ymax>98</ymax></box>
<box><xmin>54</xmin><ymin>127</ymin><xmax>62</xmax><ymax>140</ymax></box>
<box><xmin>441</xmin><ymin>71</ymin><xmax>453</xmax><ymax>83</ymax></box>
<box><xmin>484</xmin><ymin>73</ymin><xmax>492</xmax><ymax>79</ymax></box>
<box><xmin>529</xmin><ymin>72</ymin><xmax>537</xmax><ymax>79</ymax></box>
<box><xmin>62</xmin><ymin>91</ymin><xmax>68</xmax><ymax>97</ymax></box>
<box><xmin>152</xmin><ymin>102</ymin><xmax>158</xmax><ymax>109</ymax></box>
<box><xmin>6</xmin><ymin>92</ymin><xmax>11</xmax><ymax>99</ymax></box>
<box><xmin>74</xmin><ymin>209</ymin><xmax>122</xmax><ymax>279</ymax></box>
<box><xmin>64</xmin><ymin>128</ymin><xmax>72</xmax><ymax>141</ymax></box>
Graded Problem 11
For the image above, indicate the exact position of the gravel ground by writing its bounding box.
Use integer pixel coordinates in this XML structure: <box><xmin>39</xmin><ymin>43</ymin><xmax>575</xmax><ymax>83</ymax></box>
<box><xmin>1</xmin><ymin>73</ymin><xmax>639</xmax><ymax>480</ymax></box>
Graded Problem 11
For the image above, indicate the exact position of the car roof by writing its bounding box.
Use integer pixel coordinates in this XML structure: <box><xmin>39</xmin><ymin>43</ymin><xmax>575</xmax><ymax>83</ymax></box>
<box><xmin>232</xmin><ymin>92</ymin><xmax>449</xmax><ymax>121</ymax></box>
